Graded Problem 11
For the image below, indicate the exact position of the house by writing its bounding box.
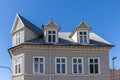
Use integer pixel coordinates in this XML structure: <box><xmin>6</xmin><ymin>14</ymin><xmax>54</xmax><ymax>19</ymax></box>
<box><xmin>8</xmin><ymin>14</ymin><xmax>114</xmax><ymax>80</ymax></box>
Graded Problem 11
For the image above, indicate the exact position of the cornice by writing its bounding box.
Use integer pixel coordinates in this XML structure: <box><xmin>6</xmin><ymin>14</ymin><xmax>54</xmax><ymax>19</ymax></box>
<box><xmin>9</xmin><ymin>44</ymin><xmax>112</xmax><ymax>54</ymax></box>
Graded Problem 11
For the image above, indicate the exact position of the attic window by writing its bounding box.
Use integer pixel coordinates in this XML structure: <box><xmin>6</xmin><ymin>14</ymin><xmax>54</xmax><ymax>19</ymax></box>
<box><xmin>79</xmin><ymin>31</ymin><xmax>88</xmax><ymax>44</ymax></box>
<box><xmin>16</xmin><ymin>31</ymin><xmax>21</xmax><ymax>45</ymax></box>
<box><xmin>47</xmin><ymin>30</ymin><xmax>57</xmax><ymax>43</ymax></box>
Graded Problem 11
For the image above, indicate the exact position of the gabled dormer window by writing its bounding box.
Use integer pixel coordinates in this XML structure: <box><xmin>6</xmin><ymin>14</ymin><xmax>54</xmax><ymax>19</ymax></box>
<box><xmin>78</xmin><ymin>31</ymin><xmax>89</xmax><ymax>44</ymax></box>
<box><xmin>42</xmin><ymin>20</ymin><xmax>60</xmax><ymax>43</ymax></box>
<box><xmin>70</xmin><ymin>21</ymin><xmax>90</xmax><ymax>44</ymax></box>
<box><xmin>47</xmin><ymin>30</ymin><xmax>57</xmax><ymax>43</ymax></box>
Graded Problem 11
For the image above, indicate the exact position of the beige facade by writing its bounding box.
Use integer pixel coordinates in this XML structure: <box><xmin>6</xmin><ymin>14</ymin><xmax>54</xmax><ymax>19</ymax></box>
<box><xmin>10</xmin><ymin>45</ymin><xmax>111</xmax><ymax>80</ymax></box>
<box><xmin>9</xmin><ymin>14</ymin><xmax>113</xmax><ymax>80</ymax></box>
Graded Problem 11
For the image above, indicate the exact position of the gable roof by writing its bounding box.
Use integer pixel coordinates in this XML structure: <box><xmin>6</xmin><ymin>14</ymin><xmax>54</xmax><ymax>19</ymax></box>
<box><xmin>43</xmin><ymin>19</ymin><xmax>60</xmax><ymax>30</ymax></box>
<box><xmin>76</xmin><ymin>21</ymin><xmax>91</xmax><ymax>29</ymax></box>
<box><xmin>11</xmin><ymin>14</ymin><xmax>42</xmax><ymax>35</ymax></box>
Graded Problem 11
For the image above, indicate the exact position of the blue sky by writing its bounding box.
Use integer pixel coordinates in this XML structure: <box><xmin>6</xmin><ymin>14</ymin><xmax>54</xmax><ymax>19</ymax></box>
<box><xmin>0</xmin><ymin>0</ymin><xmax>120</xmax><ymax>80</ymax></box>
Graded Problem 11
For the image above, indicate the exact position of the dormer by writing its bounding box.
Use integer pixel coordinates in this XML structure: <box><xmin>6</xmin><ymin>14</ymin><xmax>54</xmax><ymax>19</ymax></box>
<box><xmin>42</xmin><ymin>19</ymin><xmax>60</xmax><ymax>43</ymax></box>
<box><xmin>69</xmin><ymin>21</ymin><xmax>91</xmax><ymax>44</ymax></box>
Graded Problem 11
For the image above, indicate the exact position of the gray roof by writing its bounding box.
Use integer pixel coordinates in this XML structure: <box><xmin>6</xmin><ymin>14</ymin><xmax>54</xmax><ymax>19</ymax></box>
<box><xmin>17</xmin><ymin>15</ymin><xmax>112</xmax><ymax>46</ymax></box>
<box><xmin>25</xmin><ymin>32</ymin><xmax>113</xmax><ymax>46</ymax></box>
<box><xmin>18</xmin><ymin>14</ymin><xmax>42</xmax><ymax>35</ymax></box>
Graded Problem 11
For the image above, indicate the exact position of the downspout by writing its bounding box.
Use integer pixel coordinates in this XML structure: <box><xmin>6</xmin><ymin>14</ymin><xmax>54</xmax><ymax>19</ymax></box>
<box><xmin>49</xmin><ymin>45</ymin><xmax>52</xmax><ymax>80</ymax></box>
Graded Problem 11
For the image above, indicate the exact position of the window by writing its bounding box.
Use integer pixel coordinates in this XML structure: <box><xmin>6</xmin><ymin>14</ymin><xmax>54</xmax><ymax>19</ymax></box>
<box><xmin>16</xmin><ymin>31</ymin><xmax>21</xmax><ymax>45</ymax></box>
<box><xmin>55</xmin><ymin>57</ymin><xmax>67</xmax><ymax>74</ymax></box>
<box><xmin>79</xmin><ymin>31</ymin><xmax>88</xmax><ymax>44</ymax></box>
<box><xmin>14</xmin><ymin>58</ymin><xmax>22</xmax><ymax>74</ymax></box>
<box><xmin>88</xmin><ymin>58</ymin><xmax>100</xmax><ymax>74</ymax></box>
<box><xmin>33</xmin><ymin>57</ymin><xmax>45</xmax><ymax>74</ymax></box>
<box><xmin>72</xmin><ymin>57</ymin><xmax>83</xmax><ymax>74</ymax></box>
<box><xmin>47</xmin><ymin>30</ymin><xmax>57</xmax><ymax>43</ymax></box>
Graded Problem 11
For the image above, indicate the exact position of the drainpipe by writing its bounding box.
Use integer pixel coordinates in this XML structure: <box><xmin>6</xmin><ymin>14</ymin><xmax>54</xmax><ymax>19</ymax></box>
<box><xmin>49</xmin><ymin>45</ymin><xmax>52</xmax><ymax>80</ymax></box>
<box><xmin>112</xmin><ymin>56</ymin><xmax>117</xmax><ymax>80</ymax></box>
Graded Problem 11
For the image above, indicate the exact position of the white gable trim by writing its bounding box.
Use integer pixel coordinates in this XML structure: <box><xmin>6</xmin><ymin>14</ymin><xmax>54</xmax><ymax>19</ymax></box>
<box><xmin>10</xmin><ymin>14</ymin><xmax>25</xmax><ymax>35</ymax></box>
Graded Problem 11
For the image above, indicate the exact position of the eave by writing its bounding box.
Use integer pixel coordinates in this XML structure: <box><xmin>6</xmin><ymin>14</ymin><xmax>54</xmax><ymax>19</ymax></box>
<box><xmin>8</xmin><ymin>43</ymin><xmax>114</xmax><ymax>58</ymax></box>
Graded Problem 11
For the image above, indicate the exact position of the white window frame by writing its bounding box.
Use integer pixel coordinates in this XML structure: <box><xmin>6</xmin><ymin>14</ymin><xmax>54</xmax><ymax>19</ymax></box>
<box><xmin>33</xmin><ymin>56</ymin><xmax>45</xmax><ymax>74</ymax></box>
<box><xmin>78</xmin><ymin>30</ymin><xmax>89</xmax><ymax>44</ymax></box>
<box><xmin>88</xmin><ymin>57</ymin><xmax>100</xmax><ymax>74</ymax></box>
<box><xmin>13</xmin><ymin>57</ymin><xmax>22</xmax><ymax>75</ymax></box>
<box><xmin>55</xmin><ymin>57</ymin><xmax>67</xmax><ymax>74</ymax></box>
<box><xmin>47</xmin><ymin>29</ymin><xmax>57</xmax><ymax>43</ymax></box>
<box><xmin>72</xmin><ymin>57</ymin><xmax>84</xmax><ymax>74</ymax></box>
<box><xmin>16</xmin><ymin>31</ymin><xmax>21</xmax><ymax>45</ymax></box>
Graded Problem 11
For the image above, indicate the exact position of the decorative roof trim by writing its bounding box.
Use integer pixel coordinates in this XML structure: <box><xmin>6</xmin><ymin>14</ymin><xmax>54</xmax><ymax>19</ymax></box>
<box><xmin>43</xmin><ymin>19</ymin><xmax>60</xmax><ymax>30</ymax></box>
<box><xmin>8</xmin><ymin>43</ymin><xmax>114</xmax><ymax>58</ymax></box>
<box><xmin>10</xmin><ymin>14</ymin><xmax>25</xmax><ymax>35</ymax></box>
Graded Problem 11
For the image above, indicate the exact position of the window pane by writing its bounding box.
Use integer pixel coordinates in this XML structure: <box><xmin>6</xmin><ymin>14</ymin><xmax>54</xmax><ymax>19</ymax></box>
<box><xmin>84</xmin><ymin>36</ymin><xmax>87</xmax><ymax>43</ymax></box>
<box><xmin>62</xmin><ymin>64</ymin><xmax>65</xmax><ymax>73</ymax></box>
<box><xmin>73</xmin><ymin>59</ymin><xmax>77</xmax><ymax>63</ymax></box>
<box><xmin>48</xmin><ymin>35</ymin><xmax>51</xmax><ymax>42</ymax></box>
<box><xmin>16</xmin><ymin>32</ymin><xmax>21</xmax><ymax>44</ymax></box>
<box><xmin>48</xmin><ymin>31</ymin><xmax>51</xmax><ymax>34</ymax></box>
<box><xmin>94</xmin><ymin>59</ymin><xmax>98</xmax><ymax>63</ymax></box>
<box><xmin>57</xmin><ymin>64</ymin><xmax>60</xmax><ymax>73</ymax></box>
<box><xmin>79</xmin><ymin>32</ymin><xmax>83</xmax><ymax>35</ymax></box>
<box><xmin>40</xmin><ymin>58</ymin><xmax>43</xmax><ymax>62</ymax></box>
<box><xmin>73</xmin><ymin>64</ymin><xmax>77</xmax><ymax>73</ymax></box>
<box><xmin>90</xmin><ymin>64</ymin><xmax>94</xmax><ymax>73</ymax></box>
<box><xmin>40</xmin><ymin>64</ymin><xmax>43</xmax><ymax>73</ymax></box>
<box><xmin>53</xmin><ymin>31</ymin><xmax>56</xmax><ymax>34</ymax></box>
<box><xmin>78</xmin><ymin>64</ymin><xmax>82</xmax><ymax>73</ymax></box>
<box><xmin>18</xmin><ymin>64</ymin><xmax>21</xmax><ymax>73</ymax></box>
<box><xmin>95</xmin><ymin>64</ymin><xmax>99</xmax><ymax>73</ymax></box>
<box><xmin>15</xmin><ymin>65</ymin><xmax>17</xmax><ymax>74</ymax></box>
<box><xmin>16</xmin><ymin>38</ymin><xmax>19</xmax><ymax>44</ymax></box>
<box><xmin>61</xmin><ymin>58</ymin><xmax>65</xmax><ymax>63</ymax></box>
<box><xmin>18</xmin><ymin>59</ymin><xmax>20</xmax><ymax>64</ymax></box>
<box><xmin>35</xmin><ymin>64</ymin><xmax>38</xmax><ymax>73</ymax></box>
<box><xmin>80</xmin><ymin>36</ymin><xmax>83</xmax><ymax>43</ymax></box>
<box><xmin>34</xmin><ymin>58</ymin><xmax>38</xmax><ymax>62</ymax></box>
<box><xmin>15</xmin><ymin>60</ymin><xmax>18</xmax><ymax>64</ymax></box>
<box><xmin>84</xmin><ymin>32</ymin><xmax>87</xmax><ymax>35</ymax></box>
<box><xmin>78</xmin><ymin>59</ymin><xmax>82</xmax><ymax>63</ymax></box>
<box><xmin>57</xmin><ymin>58</ymin><xmax>60</xmax><ymax>63</ymax></box>
<box><xmin>19</xmin><ymin>36</ymin><xmax>21</xmax><ymax>43</ymax></box>
<box><xmin>89</xmin><ymin>59</ymin><xmax>93</xmax><ymax>63</ymax></box>
<box><xmin>53</xmin><ymin>35</ymin><xmax>56</xmax><ymax>42</ymax></box>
